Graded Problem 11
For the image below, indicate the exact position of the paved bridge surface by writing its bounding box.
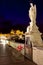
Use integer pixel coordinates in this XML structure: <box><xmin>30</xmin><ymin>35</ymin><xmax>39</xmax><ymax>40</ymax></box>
<box><xmin>0</xmin><ymin>44</ymin><xmax>37</xmax><ymax>65</ymax></box>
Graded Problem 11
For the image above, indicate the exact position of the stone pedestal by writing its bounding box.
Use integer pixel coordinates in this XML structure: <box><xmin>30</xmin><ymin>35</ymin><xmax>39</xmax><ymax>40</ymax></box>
<box><xmin>33</xmin><ymin>47</ymin><xmax>43</xmax><ymax>65</ymax></box>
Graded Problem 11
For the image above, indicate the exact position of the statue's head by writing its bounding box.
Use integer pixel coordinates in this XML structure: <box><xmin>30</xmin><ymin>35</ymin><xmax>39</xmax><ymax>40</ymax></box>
<box><xmin>30</xmin><ymin>3</ymin><xmax>33</xmax><ymax>7</ymax></box>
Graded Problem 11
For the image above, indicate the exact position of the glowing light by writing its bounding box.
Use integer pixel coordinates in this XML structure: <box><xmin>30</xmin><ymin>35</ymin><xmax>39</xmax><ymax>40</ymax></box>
<box><xmin>0</xmin><ymin>36</ymin><xmax>8</xmax><ymax>46</ymax></box>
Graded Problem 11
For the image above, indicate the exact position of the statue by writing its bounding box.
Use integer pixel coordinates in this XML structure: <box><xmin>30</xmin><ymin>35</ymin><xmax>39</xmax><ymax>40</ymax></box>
<box><xmin>26</xmin><ymin>3</ymin><xmax>43</xmax><ymax>46</ymax></box>
<box><xmin>29</xmin><ymin>3</ymin><xmax>36</xmax><ymax>23</ymax></box>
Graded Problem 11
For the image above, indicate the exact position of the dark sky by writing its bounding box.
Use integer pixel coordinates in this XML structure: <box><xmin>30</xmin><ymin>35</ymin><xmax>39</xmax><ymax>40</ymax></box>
<box><xmin>0</xmin><ymin>0</ymin><xmax>43</xmax><ymax>33</ymax></box>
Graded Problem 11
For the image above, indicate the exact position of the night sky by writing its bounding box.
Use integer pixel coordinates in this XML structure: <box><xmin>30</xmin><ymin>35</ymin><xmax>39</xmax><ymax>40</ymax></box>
<box><xmin>0</xmin><ymin>0</ymin><xmax>43</xmax><ymax>33</ymax></box>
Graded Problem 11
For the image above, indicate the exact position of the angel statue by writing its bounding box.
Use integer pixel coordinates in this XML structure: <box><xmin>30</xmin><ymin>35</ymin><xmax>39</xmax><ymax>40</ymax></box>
<box><xmin>29</xmin><ymin>3</ymin><xmax>37</xmax><ymax>23</ymax></box>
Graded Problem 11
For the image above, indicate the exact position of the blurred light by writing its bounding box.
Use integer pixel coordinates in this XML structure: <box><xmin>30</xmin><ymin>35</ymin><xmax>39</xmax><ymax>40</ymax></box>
<box><xmin>0</xmin><ymin>36</ymin><xmax>8</xmax><ymax>46</ymax></box>
<box><xmin>1</xmin><ymin>39</ymin><xmax>6</xmax><ymax>46</ymax></box>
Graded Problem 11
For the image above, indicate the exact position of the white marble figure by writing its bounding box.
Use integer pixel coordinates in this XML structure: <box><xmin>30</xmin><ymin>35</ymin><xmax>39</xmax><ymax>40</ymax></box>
<box><xmin>26</xmin><ymin>3</ymin><xmax>43</xmax><ymax>46</ymax></box>
<box><xmin>29</xmin><ymin>3</ymin><xmax>36</xmax><ymax>23</ymax></box>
